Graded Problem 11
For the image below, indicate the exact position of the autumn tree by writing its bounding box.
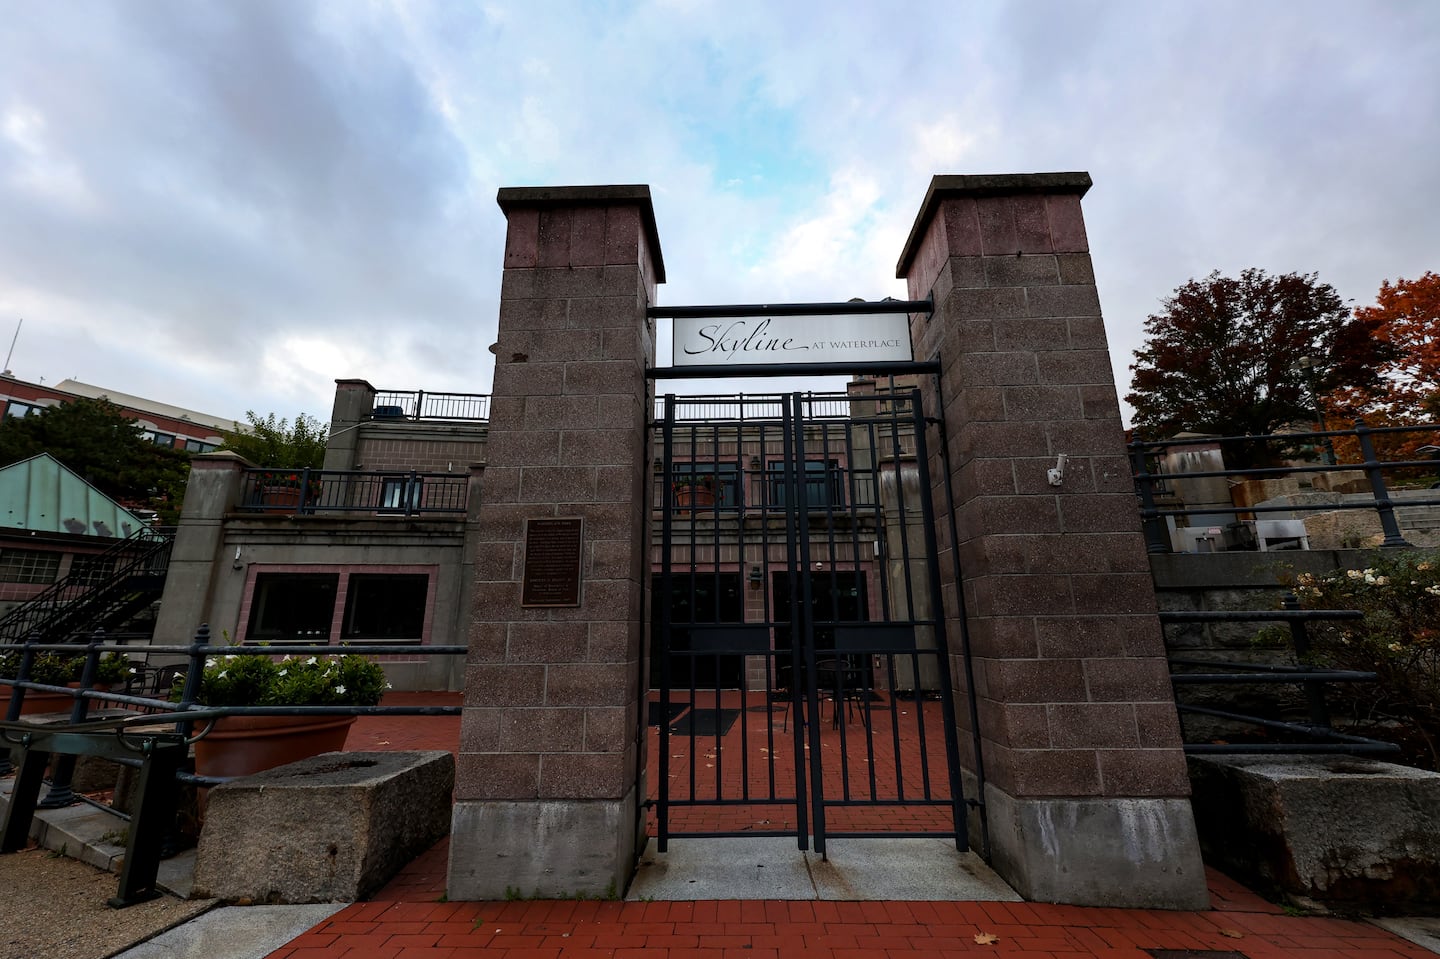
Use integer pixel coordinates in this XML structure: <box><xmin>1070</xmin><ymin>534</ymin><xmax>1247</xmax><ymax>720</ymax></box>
<box><xmin>1330</xmin><ymin>271</ymin><xmax>1440</xmax><ymax>423</ymax></box>
<box><xmin>1127</xmin><ymin>269</ymin><xmax>1390</xmax><ymax>459</ymax></box>
<box><xmin>217</xmin><ymin>411</ymin><xmax>328</xmax><ymax>469</ymax></box>
<box><xmin>0</xmin><ymin>398</ymin><xmax>191</xmax><ymax>519</ymax></box>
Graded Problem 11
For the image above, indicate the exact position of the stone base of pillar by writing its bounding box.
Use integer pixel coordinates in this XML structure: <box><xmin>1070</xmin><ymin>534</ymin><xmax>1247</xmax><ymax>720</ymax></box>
<box><xmin>447</xmin><ymin>789</ymin><xmax>640</xmax><ymax>900</ymax></box>
<box><xmin>983</xmin><ymin>784</ymin><xmax>1209</xmax><ymax>909</ymax></box>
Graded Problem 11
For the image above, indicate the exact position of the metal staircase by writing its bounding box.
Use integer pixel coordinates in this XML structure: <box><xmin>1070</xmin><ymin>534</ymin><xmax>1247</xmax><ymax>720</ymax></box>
<box><xmin>0</xmin><ymin>527</ymin><xmax>174</xmax><ymax>643</ymax></box>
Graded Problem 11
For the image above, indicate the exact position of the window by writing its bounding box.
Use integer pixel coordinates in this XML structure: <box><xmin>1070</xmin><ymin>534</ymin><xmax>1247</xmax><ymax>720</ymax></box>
<box><xmin>342</xmin><ymin>574</ymin><xmax>428</xmax><ymax>641</ymax></box>
<box><xmin>184</xmin><ymin>439</ymin><xmax>217</xmax><ymax>453</ymax></box>
<box><xmin>767</xmin><ymin>459</ymin><xmax>844</xmax><ymax>508</ymax></box>
<box><xmin>0</xmin><ymin>549</ymin><xmax>61</xmax><ymax>584</ymax></box>
<box><xmin>379</xmin><ymin>476</ymin><xmax>423</xmax><ymax>512</ymax></box>
<box><xmin>246</xmin><ymin>573</ymin><xmax>339</xmax><ymax>644</ymax></box>
<box><xmin>3</xmin><ymin>400</ymin><xmax>42</xmax><ymax>419</ymax></box>
<box><xmin>670</xmin><ymin>462</ymin><xmax>741</xmax><ymax>510</ymax></box>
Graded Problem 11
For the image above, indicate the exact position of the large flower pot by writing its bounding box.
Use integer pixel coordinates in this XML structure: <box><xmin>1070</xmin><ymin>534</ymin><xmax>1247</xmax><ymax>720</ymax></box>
<box><xmin>261</xmin><ymin>485</ymin><xmax>302</xmax><ymax>514</ymax></box>
<box><xmin>193</xmin><ymin>714</ymin><xmax>357</xmax><ymax>780</ymax></box>
<box><xmin>12</xmin><ymin>689</ymin><xmax>73</xmax><ymax>716</ymax></box>
<box><xmin>674</xmin><ymin>487</ymin><xmax>717</xmax><ymax>510</ymax></box>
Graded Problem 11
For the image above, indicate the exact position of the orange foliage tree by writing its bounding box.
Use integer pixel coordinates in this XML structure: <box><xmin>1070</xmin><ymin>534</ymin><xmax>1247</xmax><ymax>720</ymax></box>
<box><xmin>1324</xmin><ymin>272</ymin><xmax>1440</xmax><ymax>471</ymax></box>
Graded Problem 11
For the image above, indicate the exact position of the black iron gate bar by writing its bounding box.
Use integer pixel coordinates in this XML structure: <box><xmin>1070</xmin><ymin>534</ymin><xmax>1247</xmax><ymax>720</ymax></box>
<box><xmin>650</xmin><ymin>390</ymin><xmax>968</xmax><ymax>855</ymax></box>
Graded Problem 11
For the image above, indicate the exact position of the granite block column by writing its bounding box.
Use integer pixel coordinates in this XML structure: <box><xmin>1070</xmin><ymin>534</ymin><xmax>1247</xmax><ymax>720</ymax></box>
<box><xmin>448</xmin><ymin>186</ymin><xmax>662</xmax><ymax>899</ymax></box>
<box><xmin>897</xmin><ymin>174</ymin><xmax>1207</xmax><ymax>908</ymax></box>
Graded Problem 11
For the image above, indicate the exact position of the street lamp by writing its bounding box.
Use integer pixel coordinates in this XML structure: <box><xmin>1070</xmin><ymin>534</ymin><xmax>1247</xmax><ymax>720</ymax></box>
<box><xmin>1295</xmin><ymin>356</ymin><xmax>1337</xmax><ymax>466</ymax></box>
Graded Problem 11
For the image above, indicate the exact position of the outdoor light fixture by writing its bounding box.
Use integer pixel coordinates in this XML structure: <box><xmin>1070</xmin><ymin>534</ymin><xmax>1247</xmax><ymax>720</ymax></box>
<box><xmin>749</xmin><ymin>565</ymin><xmax>762</xmax><ymax>587</ymax></box>
<box><xmin>749</xmin><ymin>455</ymin><xmax>761</xmax><ymax>469</ymax></box>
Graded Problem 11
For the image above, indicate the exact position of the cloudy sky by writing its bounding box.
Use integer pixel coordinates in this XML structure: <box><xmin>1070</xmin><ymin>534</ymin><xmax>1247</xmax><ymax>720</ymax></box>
<box><xmin>2</xmin><ymin>0</ymin><xmax>1437</xmax><ymax>428</ymax></box>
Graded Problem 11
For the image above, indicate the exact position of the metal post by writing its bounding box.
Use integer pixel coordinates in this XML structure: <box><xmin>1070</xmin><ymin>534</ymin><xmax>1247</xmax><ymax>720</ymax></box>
<box><xmin>1354</xmin><ymin>418</ymin><xmax>1411</xmax><ymax>548</ymax></box>
<box><xmin>1282</xmin><ymin>593</ymin><xmax>1332</xmax><ymax>728</ymax></box>
<box><xmin>1129</xmin><ymin>443</ymin><xmax>1171</xmax><ymax>554</ymax></box>
<box><xmin>38</xmin><ymin>630</ymin><xmax>105</xmax><ymax>808</ymax></box>
<box><xmin>176</xmin><ymin>624</ymin><xmax>209</xmax><ymax>740</ymax></box>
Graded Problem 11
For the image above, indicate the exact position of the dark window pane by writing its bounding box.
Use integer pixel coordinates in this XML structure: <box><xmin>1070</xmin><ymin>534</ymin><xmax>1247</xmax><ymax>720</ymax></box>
<box><xmin>246</xmin><ymin>573</ymin><xmax>338</xmax><ymax>643</ymax></box>
<box><xmin>342</xmin><ymin>573</ymin><xmax>429</xmax><ymax>641</ymax></box>
<box><xmin>0</xmin><ymin>549</ymin><xmax>61</xmax><ymax>584</ymax></box>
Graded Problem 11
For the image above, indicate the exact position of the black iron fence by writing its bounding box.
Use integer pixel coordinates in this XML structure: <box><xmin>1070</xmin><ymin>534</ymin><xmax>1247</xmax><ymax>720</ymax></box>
<box><xmin>1</xmin><ymin>626</ymin><xmax>465</xmax><ymax>905</ymax></box>
<box><xmin>370</xmin><ymin>389</ymin><xmax>489</xmax><ymax>421</ymax></box>
<box><xmin>1130</xmin><ymin>419</ymin><xmax>1440</xmax><ymax>553</ymax></box>
<box><xmin>238</xmin><ymin>468</ymin><xmax>468</xmax><ymax>515</ymax></box>
<box><xmin>1162</xmin><ymin>599</ymin><xmax>1399</xmax><ymax>757</ymax></box>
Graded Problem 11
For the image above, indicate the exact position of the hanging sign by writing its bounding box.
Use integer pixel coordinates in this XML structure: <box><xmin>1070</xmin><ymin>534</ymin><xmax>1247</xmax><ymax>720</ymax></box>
<box><xmin>672</xmin><ymin>314</ymin><xmax>913</xmax><ymax>367</ymax></box>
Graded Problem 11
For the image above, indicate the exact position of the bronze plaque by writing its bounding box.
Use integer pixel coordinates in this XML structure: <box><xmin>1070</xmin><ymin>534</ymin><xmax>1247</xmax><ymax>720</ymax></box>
<box><xmin>521</xmin><ymin>517</ymin><xmax>583</xmax><ymax>607</ymax></box>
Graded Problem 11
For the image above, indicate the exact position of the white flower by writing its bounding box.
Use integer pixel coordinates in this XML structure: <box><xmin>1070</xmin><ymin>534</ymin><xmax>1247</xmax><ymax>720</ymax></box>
<box><xmin>306</xmin><ymin>656</ymin><xmax>318</xmax><ymax>666</ymax></box>
<box><xmin>335</xmin><ymin>685</ymin><xmax>346</xmax><ymax>695</ymax></box>
<box><xmin>128</xmin><ymin>667</ymin><xmax>137</xmax><ymax>675</ymax></box>
<box><xmin>1346</xmin><ymin>569</ymin><xmax>1364</xmax><ymax>580</ymax></box>
<box><xmin>385</xmin><ymin>683</ymin><xmax>393</xmax><ymax>690</ymax></box>
<box><xmin>282</xmin><ymin>655</ymin><xmax>292</xmax><ymax>662</ymax></box>
<box><xmin>216</xmin><ymin>670</ymin><xmax>228</xmax><ymax>680</ymax></box>
<box><xmin>206</xmin><ymin>657</ymin><xmax>220</xmax><ymax>668</ymax></box>
<box><xmin>278</xmin><ymin>668</ymin><xmax>288</xmax><ymax>677</ymax></box>
<box><xmin>225</xmin><ymin>655</ymin><xmax>237</xmax><ymax>662</ymax></box>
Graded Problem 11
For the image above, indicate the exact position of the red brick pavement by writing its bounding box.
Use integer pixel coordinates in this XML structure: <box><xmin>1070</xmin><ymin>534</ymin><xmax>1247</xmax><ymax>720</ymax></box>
<box><xmin>272</xmin><ymin>694</ymin><xmax>1435</xmax><ymax>959</ymax></box>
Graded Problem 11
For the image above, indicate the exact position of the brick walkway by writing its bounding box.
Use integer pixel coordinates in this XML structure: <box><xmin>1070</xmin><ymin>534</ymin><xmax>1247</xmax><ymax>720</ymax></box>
<box><xmin>262</xmin><ymin>694</ymin><xmax>1436</xmax><ymax>958</ymax></box>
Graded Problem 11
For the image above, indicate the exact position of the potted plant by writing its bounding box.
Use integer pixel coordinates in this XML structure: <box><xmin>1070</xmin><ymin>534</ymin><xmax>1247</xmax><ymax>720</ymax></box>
<box><xmin>190</xmin><ymin>651</ymin><xmax>388</xmax><ymax>780</ymax></box>
<box><xmin>673</xmin><ymin>473</ymin><xmax>718</xmax><ymax>509</ymax></box>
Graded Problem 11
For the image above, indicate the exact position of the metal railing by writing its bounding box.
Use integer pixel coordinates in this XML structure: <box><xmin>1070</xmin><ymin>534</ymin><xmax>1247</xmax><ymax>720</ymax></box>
<box><xmin>1131</xmin><ymin>418</ymin><xmax>1440</xmax><ymax>553</ymax></box>
<box><xmin>370</xmin><ymin>390</ymin><xmax>489</xmax><ymax>421</ymax></box>
<box><xmin>1</xmin><ymin>626</ymin><xmax>466</xmax><ymax>906</ymax></box>
<box><xmin>237</xmin><ymin>468</ymin><xmax>468</xmax><ymax>516</ymax></box>
<box><xmin>0</xmin><ymin>527</ymin><xmax>173</xmax><ymax>643</ymax></box>
<box><xmin>1162</xmin><ymin>598</ymin><xmax>1399</xmax><ymax>756</ymax></box>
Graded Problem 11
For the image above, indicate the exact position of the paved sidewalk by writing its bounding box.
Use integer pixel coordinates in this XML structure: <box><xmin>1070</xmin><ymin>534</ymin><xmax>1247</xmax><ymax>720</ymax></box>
<box><xmin>259</xmin><ymin>837</ymin><xmax>1438</xmax><ymax>959</ymax></box>
<box><xmin>255</xmin><ymin>692</ymin><xmax>1439</xmax><ymax>959</ymax></box>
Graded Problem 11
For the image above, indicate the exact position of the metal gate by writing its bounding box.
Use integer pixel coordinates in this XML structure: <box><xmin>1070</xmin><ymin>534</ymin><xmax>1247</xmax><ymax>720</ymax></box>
<box><xmin>650</xmin><ymin>389</ymin><xmax>971</xmax><ymax>855</ymax></box>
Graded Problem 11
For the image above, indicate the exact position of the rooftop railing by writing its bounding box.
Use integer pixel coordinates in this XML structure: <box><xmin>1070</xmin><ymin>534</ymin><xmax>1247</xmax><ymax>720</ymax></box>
<box><xmin>370</xmin><ymin>390</ymin><xmax>490</xmax><ymax>422</ymax></box>
<box><xmin>237</xmin><ymin>468</ymin><xmax>468</xmax><ymax>516</ymax></box>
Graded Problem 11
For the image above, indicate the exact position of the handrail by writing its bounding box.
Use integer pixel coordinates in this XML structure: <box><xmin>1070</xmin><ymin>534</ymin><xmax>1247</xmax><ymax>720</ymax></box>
<box><xmin>237</xmin><ymin>468</ymin><xmax>468</xmax><ymax>516</ymax></box>
<box><xmin>1131</xmin><ymin>417</ymin><xmax>1440</xmax><ymax>553</ymax></box>
<box><xmin>1160</xmin><ymin>600</ymin><xmax>1400</xmax><ymax>757</ymax></box>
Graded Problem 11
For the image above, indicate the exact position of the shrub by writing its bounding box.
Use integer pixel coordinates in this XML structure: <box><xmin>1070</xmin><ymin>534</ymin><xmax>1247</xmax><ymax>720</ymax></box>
<box><xmin>1285</xmin><ymin>551</ymin><xmax>1440</xmax><ymax>769</ymax></box>
<box><xmin>196</xmin><ymin>652</ymin><xmax>388</xmax><ymax>707</ymax></box>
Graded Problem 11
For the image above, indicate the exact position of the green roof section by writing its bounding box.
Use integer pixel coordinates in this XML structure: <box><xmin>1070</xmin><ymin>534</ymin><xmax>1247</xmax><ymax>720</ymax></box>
<box><xmin>0</xmin><ymin>453</ymin><xmax>149</xmax><ymax>538</ymax></box>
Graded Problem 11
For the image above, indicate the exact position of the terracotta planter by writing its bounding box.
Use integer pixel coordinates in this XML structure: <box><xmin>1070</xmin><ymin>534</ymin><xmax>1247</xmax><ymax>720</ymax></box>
<box><xmin>261</xmin><ymin>485</ymin><xmax>302</xmax><ymax>514</ymax></box>
<box><xmin>193</xmin><ymin>714</ymin><xmax>357</xmax><ymax>780</ymax></box>
<box><xmin>674</xmin><ymin>486</ymin><xmax>717</xmax><ymax>509</ymax></box>
<box><xmin>12</xmin><ymin>688</ymin><xmax>74</xmax><ymax>716</ymax></box>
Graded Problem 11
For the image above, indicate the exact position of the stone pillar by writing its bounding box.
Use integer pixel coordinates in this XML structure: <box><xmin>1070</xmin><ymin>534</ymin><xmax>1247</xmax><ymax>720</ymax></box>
<box><xmin>151</xmin><ymin>452</ymin><xmax>249</xmax><ymax>645</ymax></box>
<box><xmin>896</xmin><ymin>174</ymin><xmax>1207</xmax><ymax>908</ymax></box>
<box><xmin>448</xmin><ymin>186</ymin><xmax>663</xmax><ymax>900</ymax></box>
<box><xmin>322</xmin><ymin>379</ymin><xmax>376</xmax><ymax>471</ymax></box>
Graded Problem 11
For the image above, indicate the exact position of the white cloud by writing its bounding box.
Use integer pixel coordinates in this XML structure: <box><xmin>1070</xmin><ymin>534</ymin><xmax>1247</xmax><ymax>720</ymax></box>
<box><xmin>0</xmin><ymin>0</ymin><xmax>1435</xmax><ymax>428</ymax></box>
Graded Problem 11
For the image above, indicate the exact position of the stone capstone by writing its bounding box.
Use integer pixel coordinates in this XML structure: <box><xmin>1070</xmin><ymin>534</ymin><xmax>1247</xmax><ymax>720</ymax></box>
<box><xmin>193</xmin><ymin>750</ymin><xmax>454</xmax><ymax>903</ymax></box>
<box><xmin>1189</xmin><ymin>754</ymin><xmax>1440</xmax><ymax>912</ymax></box>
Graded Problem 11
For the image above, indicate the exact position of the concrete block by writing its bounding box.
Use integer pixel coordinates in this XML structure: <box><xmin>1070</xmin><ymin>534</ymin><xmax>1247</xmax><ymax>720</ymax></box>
<box><xmin>1189</xmin><ymin>755</ymin><xmax>1440</xmax><ymax>911</ymax></box>
<box><xmin>447</xmin><ymin>790</ymin><xmax>638</xmax><ymax>900</ymax></box>
<box><xmin>984</xmin><ymin>784</ymin><xmax>1208</xmax><ymax>908</ymax></box>
<box><xmin>193</xmin><ymin>750</ymin><xmax>453</xmax><ymax>903</ymax></box>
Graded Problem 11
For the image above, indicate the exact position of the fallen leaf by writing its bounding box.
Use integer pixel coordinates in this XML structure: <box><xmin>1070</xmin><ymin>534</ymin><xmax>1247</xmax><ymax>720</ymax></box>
<box><xmin>1218</xmin><ymin>928</ymin><xmax>1244</xmax><ymax>939</ymax></box>
<box><xmin>974</xmin><ymin>931</ymin><xmax>1000</xmax><ymax>945</ymax></box>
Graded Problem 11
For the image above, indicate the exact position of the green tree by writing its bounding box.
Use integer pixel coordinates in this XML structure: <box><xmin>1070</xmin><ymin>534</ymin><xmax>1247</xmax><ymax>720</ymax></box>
<box><xmin>0</xmin><ymin>398</ymin><xmax>191</xmax><ymax>520</ymax></box>
<box><xmin>217</xmin><ymin>411</ymin><xmax>328</xmax><ymax>469</ymax></box>
<box><xmin>1127</xmin><ymin>269</ymin><xmax>1390</xmax><ymax>459</ymax></box>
